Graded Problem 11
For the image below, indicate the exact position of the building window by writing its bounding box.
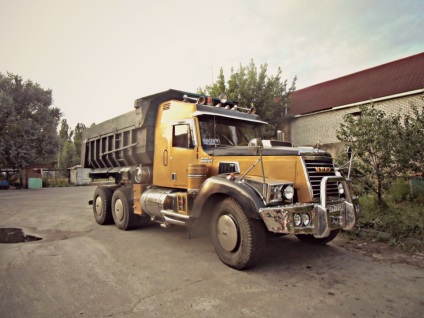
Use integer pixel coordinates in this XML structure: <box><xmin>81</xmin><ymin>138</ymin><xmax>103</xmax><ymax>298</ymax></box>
<box><xmin>350</xmin><ymin>111</ymin><xmax>362</xmax><ymax>121</ymax></box>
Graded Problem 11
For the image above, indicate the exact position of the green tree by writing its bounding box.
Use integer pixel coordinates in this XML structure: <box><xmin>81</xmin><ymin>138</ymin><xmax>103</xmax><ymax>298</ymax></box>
<box><xmin>59</xmin><ymin>140</ymin><xmax>76</xmax><ymax>170</ymax></box>
<box><xmin>198</xmin><ymin>60</ymin><xmax>296</xmax><ymax>138</ymax></box>
<box><xmin>57</xmin><ymin>121</ymin><xmax>86</xmax><ymax>169</ymax></box>
<box><xmin>0</xmin><ymin>72</ymin><xmax>61</xmax><ymax>168</ymax></box>
<box><xmin>58</xmin><ymin>119</ymin><xmax>71</xmax><ymax>161</ymax></box>
<box><xmin>59</xmin><ymin>119</ymin><xmax>70</xmax><ymax>143</ymax></box>
<box><xmin>392</xmin><ymin>105</ymin><xmax>424</xmax><ymax>175</ymax></box>
<box><xmin>337</xmin><ymin>104</ymin><xmax>399</xmax><ymax>204</ymax></box>
<box><xmin>73</xmin><ymin>123</ymin><xmax>86</xmax><ymax>161</ymax></box>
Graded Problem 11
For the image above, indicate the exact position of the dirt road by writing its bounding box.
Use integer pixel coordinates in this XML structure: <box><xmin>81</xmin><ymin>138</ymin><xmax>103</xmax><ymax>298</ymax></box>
<box><xmin>1</xmin><ymin>186</ymin><xmax>423</xmax><ymax>317</ymax></box>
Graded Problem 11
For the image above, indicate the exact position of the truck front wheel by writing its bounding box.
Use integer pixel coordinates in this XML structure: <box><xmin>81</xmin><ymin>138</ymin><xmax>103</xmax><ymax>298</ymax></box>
<box><xmin>111</xmin><ymin>186</ymin><xmax>140</xmax><ymax>231</ymax></box>
<box><xmin>295</xmin><ymin>230</ymin><xmax>339</xmax><ymax>245</ymax></box>
<box><xmin>93</xmin><ymin>187</ymin><xmax>114</xmax><ymax>225</ymax></box>
<box><xmin>211</xmin><ymin>198</ymin><xmax>266</xmax><ymax>270</ymax></box>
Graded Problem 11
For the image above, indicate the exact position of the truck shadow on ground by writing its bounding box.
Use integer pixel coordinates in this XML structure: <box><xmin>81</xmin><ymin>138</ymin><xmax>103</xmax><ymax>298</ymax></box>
<box><xmin>258</xmin><ymin>235</ymin><xmax>346</xmax><ymax>270</ymax></box>
<box><xmin>131</xmin><ymin>223</ymin><xmax>348</xmax><ymax>272</ymax></box>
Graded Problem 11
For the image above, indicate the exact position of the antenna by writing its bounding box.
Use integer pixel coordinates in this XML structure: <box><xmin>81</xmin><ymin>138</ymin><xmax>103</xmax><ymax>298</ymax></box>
<box><xmin>211</xmin><ymin>62</ymin><xmax>214</xmax><ymax>83</ymax></box>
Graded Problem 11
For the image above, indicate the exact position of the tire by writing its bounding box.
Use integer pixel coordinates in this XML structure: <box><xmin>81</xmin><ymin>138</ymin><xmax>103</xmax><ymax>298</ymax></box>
<box><xmin>93</xmin><ymin>187</ymin><xmax>114</xmax><ymax>225</ymax></box>
<box><xmin>111</xmin><ymin>186</ymin><xmax>140</xmax><ymax>231</ymax></box>
<box><xmin>210</xmin><ymin>197</ymin><xmax>266</xmax><ymax>270</ymax></box>
<box><xmin>295</xmin><ymin>229</ymin><xmax>339</xmax><ymax>245</ymax></box>
<box><xmin>138</xmin><ymin>213</ymin><xmax>152</xmax><ymax>227</ymax></box>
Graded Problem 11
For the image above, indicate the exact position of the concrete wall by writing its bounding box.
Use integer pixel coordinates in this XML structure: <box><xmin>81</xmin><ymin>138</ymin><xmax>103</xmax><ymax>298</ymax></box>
<box><xmin>69</xmin><ymin>167</ymin><xmax>92</xmax><ymax>185</ymax></box>
<box><xmin>289</xmin><ymin>93</ymin><xmax>424</xmax><ymax>154</ymax></box>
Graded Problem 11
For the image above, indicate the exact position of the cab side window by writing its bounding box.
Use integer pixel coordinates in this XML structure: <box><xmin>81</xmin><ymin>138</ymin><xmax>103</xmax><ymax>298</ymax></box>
<box><xmin>172</xmin><ymin>124</ymin><xmax>194</xmax><ymax>148</ymax></box>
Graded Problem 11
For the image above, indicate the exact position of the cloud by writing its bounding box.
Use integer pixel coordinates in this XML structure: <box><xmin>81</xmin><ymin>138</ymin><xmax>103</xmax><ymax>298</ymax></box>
<box><xmin>0</xmin><ymin>0</ymin><xmax>423</xmax><ymax>128</ymax></box>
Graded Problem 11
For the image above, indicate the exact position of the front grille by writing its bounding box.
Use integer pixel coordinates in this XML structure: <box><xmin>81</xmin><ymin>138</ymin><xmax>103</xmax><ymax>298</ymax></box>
<box><xmin>303</xmin><ymin>157</ymin><xmax>339</xmax><ymax>199</ymax></box>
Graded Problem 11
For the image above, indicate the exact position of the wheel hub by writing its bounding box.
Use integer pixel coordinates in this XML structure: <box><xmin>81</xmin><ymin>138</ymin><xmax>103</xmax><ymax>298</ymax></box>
<box><xmin>95</xmin><ymin>197</ymin><xmax>102</xmax><ymax>215</ymax></box>
<box><xmin>114</xmin><ymin>199</ymin><xmax>124</xmax><ymax>221</ymax></box>
<box><xmin>217</xmin><ymin>214</ymin><xmax>239</xmax><ymax>252</ymax></box>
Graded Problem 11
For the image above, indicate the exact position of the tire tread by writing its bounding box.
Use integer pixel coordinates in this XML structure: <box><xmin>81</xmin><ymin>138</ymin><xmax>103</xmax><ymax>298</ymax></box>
<box><xmin>93</xmin><ymin>186</ymin><xmax>114</xmax><ymax>225</ymax></box>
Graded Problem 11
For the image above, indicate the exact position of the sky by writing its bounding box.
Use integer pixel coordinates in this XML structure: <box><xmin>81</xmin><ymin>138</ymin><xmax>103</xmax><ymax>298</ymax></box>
<box><xmin>1</xmin><ymin>0</ymin><xmax>423</xmax><ymax>130</ymax></box>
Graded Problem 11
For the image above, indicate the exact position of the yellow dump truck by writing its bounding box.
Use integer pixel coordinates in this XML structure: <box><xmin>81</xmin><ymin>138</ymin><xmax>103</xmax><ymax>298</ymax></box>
<box><xmin>82</xmin><ymin>89</ymin><xmax>356</xmax><ymax>269</ymax></box>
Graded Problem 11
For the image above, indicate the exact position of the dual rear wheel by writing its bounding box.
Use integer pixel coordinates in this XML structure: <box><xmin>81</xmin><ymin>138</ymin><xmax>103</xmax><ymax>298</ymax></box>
<box><xmin>92</xmin><ymin>186</ymin><xmax>150</xmax><ymax>230</ymax></box>
<box><xmin>93</xmin><ymin>186</ymin><xmax>114</xmax><ymax>225</ymax></box>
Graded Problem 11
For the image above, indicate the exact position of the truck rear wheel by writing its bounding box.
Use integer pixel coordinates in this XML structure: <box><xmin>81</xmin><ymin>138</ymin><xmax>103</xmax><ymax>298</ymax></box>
<box><xmin>211</xmin><ymin>198</ymin><xmax>266</xmax><ymax>270</ymax></box>
<box><xmin>93</xmin><ymin>187</ymin><xmax>114</xmax><ymax>225</ymax></box>
<box><xmin>111</xmin><ymin>186</ymin><xmax>140</xmax><ymax>231</ymax></box>
<box><xmin>295</xmin><ymin>229</ymin><xmax>339</xmax><ymax>245</ymax></box>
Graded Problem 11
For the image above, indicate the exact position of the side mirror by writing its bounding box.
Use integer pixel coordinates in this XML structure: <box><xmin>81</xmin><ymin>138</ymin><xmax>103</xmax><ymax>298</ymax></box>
<box><xmin>347</xmin><ymin>146</ymin><xmax>352</xmax><ymax>160</ymax></box>
<box><xmin>248</xmin><ymin>138</ymin><xmax>263</xmax><ymax>156</ymax></box>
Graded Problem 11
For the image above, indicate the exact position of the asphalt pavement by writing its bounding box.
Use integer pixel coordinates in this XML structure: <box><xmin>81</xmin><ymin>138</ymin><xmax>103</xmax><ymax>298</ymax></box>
<box><xmin>1</xmin><ymin>186</ymin><xmax>423</xmax><ymax>317</ymax></box>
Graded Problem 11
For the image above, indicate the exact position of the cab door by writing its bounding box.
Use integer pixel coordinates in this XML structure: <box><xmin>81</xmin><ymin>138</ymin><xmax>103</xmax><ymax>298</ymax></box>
<box><xmin>169</xmin><ymin>119</ymin><xmax>198</xmax><ymax>188</ymax></box>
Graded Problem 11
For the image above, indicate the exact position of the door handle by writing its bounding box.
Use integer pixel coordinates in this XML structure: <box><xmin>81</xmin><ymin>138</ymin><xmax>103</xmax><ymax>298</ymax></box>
<box><xmin>163</xmin><ymin>150</ymin><xmax>168</xmax><ymax>166</ymax></box>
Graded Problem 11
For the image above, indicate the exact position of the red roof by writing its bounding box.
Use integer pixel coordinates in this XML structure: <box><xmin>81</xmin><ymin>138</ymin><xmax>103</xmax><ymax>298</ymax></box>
<box><xmin>289</xmin><ymin>52</ymin><xmax>424</xmax><ymax>115</ymax></box>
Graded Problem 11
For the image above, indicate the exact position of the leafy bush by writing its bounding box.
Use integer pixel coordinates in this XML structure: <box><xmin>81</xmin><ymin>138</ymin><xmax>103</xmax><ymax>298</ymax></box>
<box><xmin>386</xmin><ymin>178</ymin><xmax>410</xmax><ymax>203</ymax></box>
<box><xmin>411</xmin><ymin>177</ymin><xmax>424</xmax><ymax>204</ymax></box>
<box><xmin>337</xmin><ymin>102</ymin><xmax>424</xmax><ymax>205</ymax></box>
<box><xmin>42</xmin><ymin>177</ymin><xmax>69</xmax><ymax>187</ymax></box>
<box><xmin>42</xmin><ymin>178</ymin><xmax>50</xmax><ymax>188</ymax></box>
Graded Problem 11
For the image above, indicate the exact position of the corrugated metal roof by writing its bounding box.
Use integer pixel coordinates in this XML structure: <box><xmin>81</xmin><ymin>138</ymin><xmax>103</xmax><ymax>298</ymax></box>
<box><xmin>289</xmin><ymin>52</ymin><xmax>424</xmax><ymax>115</ymax></box>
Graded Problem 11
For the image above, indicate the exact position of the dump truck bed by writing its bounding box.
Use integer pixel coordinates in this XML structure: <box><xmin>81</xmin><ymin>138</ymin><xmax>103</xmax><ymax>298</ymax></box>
<box><xmin>81</xmin><ymin>89</ymin><xmax>196</xmax><ymax>170</ymax></box>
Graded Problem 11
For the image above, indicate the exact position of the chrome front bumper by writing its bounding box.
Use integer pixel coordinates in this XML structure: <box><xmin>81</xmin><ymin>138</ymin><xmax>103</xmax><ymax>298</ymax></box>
<box><xmin>258</xmin><ymin>176</ymin><xmax>357</xmax><ymax>238</ymax></box>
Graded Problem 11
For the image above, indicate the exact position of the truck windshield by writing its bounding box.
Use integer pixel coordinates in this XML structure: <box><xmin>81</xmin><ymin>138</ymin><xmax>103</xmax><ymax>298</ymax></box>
<box><xmin>198</xmin><ymin>115</ymin><xmax>263</xmax><ymax>147</ymax></box>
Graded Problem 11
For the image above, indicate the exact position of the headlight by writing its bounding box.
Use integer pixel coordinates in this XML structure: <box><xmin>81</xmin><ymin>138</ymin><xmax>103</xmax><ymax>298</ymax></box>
<box><xmin>338</xmin><ymin>183</ymin><xmax>344</xmax><ymax>194</ymax></box>
<box><xmin>274</xmin><ymin>186</ymin><xmax>282</xmax><ymax>200</ymax></box>
<box><xmin>265</xmin><ymin>183</ymin><xmax>295</xmax><ymax>204</ymax></box>
<box><xmin>294</xmin><ymin>213</ymin><xmax>302</xmax><ymax>227</ymax></box>
<box><xmin>283</xmin><ymin>185</ymin><xmax>294</xmax><ymax>200</ymax></box>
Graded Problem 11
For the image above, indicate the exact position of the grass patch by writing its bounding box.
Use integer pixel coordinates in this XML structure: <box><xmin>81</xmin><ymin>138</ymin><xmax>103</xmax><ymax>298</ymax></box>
<box><xmin>352</xmin><ymin>195</ymin><xmax>424</xmax><ymax>251</ymax></box>
<box><xmin>349</xmin><ymin>179</ymin><xmax>424</xmax><ymax>251</ymax></box>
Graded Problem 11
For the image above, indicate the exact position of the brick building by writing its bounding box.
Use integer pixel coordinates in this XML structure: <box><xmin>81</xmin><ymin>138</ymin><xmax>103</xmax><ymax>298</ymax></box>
<box><xmin>284</xmin><ymin>52</ymin><xmax>424</xmax><ymax>157</ymax></box>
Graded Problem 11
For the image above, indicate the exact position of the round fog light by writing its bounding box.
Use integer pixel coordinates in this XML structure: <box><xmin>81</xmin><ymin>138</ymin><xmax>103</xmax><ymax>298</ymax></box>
<box><xmin>294</xmin><ymin>213</ymin><xmax>302</xmax><ymax>227</ymax></box>
<box><xmin>302</xmin><ymin>213</ymin><xmax>311</xmax><ymax>226</ymax></box>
